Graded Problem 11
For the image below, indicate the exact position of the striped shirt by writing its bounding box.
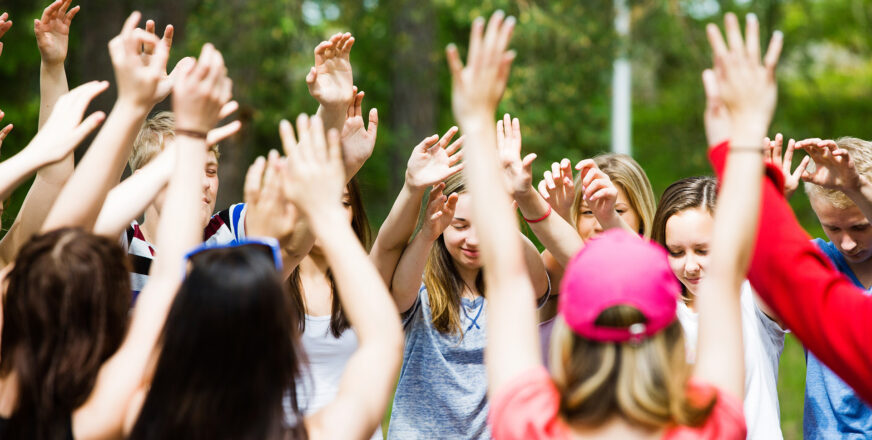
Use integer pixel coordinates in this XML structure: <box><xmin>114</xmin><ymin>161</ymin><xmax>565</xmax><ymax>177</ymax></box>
<box><xmin>121</xmin><ymin>203</ymin><xmax>248</xmax><ymax>300</ymax></box>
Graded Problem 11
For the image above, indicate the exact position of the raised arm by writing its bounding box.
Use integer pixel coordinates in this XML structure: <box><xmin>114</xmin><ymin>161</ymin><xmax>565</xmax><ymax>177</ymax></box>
<box><xmin>42</xmin><ymin>12</ymin><xmax>176</xmax><ymax>232</ymax></box>
<box><xmin>694</xmin><ymin>12</ymin><xmax>780</xmax><ymax>398</ymax></box>
<box><xmin>339</xmin><ymin>87</ymin><xmax>378</xmax><ymax>179</ymax></box>
<box><xmin>307</xmin><ymin>33</ymin><xmax>355</xmax><ymax>134</ymax></box>
<box><xmin>495</xmin><ymin>114</ymin><xmax>583</xmax><ymax>266</ymax></box>
<box><xmin>371</xmin><ymin>127</ymin><xmax>463</xmax><ymax>285</ymax></box>
<box><xmin>390</xmin><ymin>184</ymin><xmax>458</xmax><ymax>313</ymax></box>
<box><xmin>274</xmin><ymin>114</ymin><xmax>402</xmax><ymax>440</ymax></box>
<box><xmin>446</xmin><ymin>11</ymin><xmax>539</xmax><ymax>391</ymax></box>
<box><xmin>72</xmin><ymin>43</ymin><xmax>233</xmax><ymax>439</ymax></box>
<box><xmin>0</xmin><ymin>0</ymin><xmax>81</xmax><ymax>265</ymax></box>
<box><xmin>795</xmin><ymin>137</ymin><xmax>872</xmax><ymax>223</ymax></box>
<box><xmin>537</xmin><ymin>158</ymin><xmax>575</xmax><ymax>222</ymax></box>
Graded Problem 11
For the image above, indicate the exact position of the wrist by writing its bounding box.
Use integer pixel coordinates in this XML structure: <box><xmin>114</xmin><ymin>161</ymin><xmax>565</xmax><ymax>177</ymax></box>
<box><xmin>303</xmin><ymin>205</ymin><xmax>346</xmax><ymax>232</ymax></box>
<box><xmin>457</xmin><ymin>114</ymin><xmax>495</xmax><ymax>134</ymax></box>
<box><xmin>844</xmin><ymin>176</ymin><xmax>872</xmax><ymax>202</ymax></box>
<box><xmin>113</xmin><ymin>97</ymin><xmax>151</xmax><ymax>117</ymax></box>
<box><xmin>402</xmin><ymin>178</ymin><xmax>429</xmax><ymax>194</ymax></box>
<box><xmin>40</xmin><ymin>61</ymin><xmax>66</xmax><ymax>74</ymax></box>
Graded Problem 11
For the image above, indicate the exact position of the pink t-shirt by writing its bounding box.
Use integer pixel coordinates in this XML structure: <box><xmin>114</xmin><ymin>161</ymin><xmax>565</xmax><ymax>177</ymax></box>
<box><xmin>489</xmin><ymin>366</ymin><xmax>746</xmax><ymax>440</ymax></box>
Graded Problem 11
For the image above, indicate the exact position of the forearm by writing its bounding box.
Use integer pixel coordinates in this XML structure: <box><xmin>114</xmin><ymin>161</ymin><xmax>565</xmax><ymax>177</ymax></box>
<box><xmin>280</xmin><ymin>219</ymin><xmax>316</xmax><ymax>279</ymax></box>
<box><xmin>710</xmin><ymin>141</ymin><xmax>872</xmax><ymax>404</ymax></box>
<box><xmin>93</xmin><ymin>156</ymin><xmax>173</xmax><ymax>238</ymax></box>
<box><xmin>390</xmin><ymin>232</ymin><xmax>434</xmax><ymax>313</ymax></box>
<box><xmin>370</xmin><ymin>182</ymin><xmax>427</xmax><ymax>284</ymax></box>
<box><xmin>0</xmin><ymin>149</ymin><xmax>48</xmax><ymax>202</ymax></box>
<box><xmin>520</xmin><ymin>234</ymin><xmax>550</xmax><ymax>298</ymax></box>
<box><xmin>843</xmin><ymin>179</ymin><xmax>872</xmax><ymax>224</ymax></box>
<box><xmin>514</xmin><ymin>188</ymin><xmax>583</xmax><ymax>266</ymax></box>
<box><xmin>39</xmin><ymin>62</ymin><xmax>69</xmax><ymax>130</ymax></box>
<box><xmin>43</xmin><ymin>100</ymin><xmax>149</xmax><ymax>232</ymax></box>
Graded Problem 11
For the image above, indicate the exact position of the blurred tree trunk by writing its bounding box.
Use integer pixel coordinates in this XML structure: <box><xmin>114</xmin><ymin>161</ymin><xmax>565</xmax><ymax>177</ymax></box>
<box><xmin>388</xmin><ymin>0</ymin><xmax>436</xmax><ymax>194</ymax></box>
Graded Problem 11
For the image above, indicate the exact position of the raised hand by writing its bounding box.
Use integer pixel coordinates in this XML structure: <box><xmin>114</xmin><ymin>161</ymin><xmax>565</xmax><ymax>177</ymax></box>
<box><xmin>794</xmin><ymin>138</ymin><xmax>863</xmax><ymax>192</ymax></box>
<box><xmin>765</xmin><ymin>133</ymin><xmax>810</xmax><ymax>199</ymax></box>
<box><xmin>34</xmin><ymin>0</ymin><xmax>79</xmax><ymax>66</ymax></box>
<box><xmin>0</xmin><ymin>110</ymin><xmax>12</xmax><ymax>152</ymax></box>
<box><xmin>340</xmin><ymin>87</ymin><xmax>378</xmax><ymax>177</ymax></box>
<box><xmin>0</xmin><ymin>12</ymin><xmax>11</xmax><ymax>57</ymax></box>
<box><xmin>280</xmin><ymin>115</ymin><xmax>345</xmax><ymax>219</ymax></box>
<box><xmin>307</xmin><ymin>33</ymin><xmax>355</xmax><ymax>110</ymax></box>
<box><xmin>171</xmin><ymin>43</ymin><xmax>233</xmax><ymax>135</ymax></box>
<box><xmin>244</xmin><ymin>151</ymin><xmax>297</xmax><ymax>245</ymax></box>
<box><xmin>702</xmin><ymin>69</ymin><xmax>730</xmax><ymax>147</ymax></box>
<box><xmin>143</xmin><ymin>19</ymin><xmax>193</xmax><ymax>103</ymax></box>
<box><xmin>496</xmin><ymin>113</ymin><xmax>536</xmax><ymax>197</ymax></box>
<box><xmin>28</xmin><ymin>81</ymin><xmax>108</xmax><ymax>162</ymax></box>
<box><xmin>575</xmin><ymin>159</ymin><xmax>624</xmax><ymax>229</ymax></box>
<box><xmin>418</xmin><ymin>183</ymin><xmax>459</xmax><ymax>242</ymax></box>
<box><xmin>446</xmin><ymin>12</ymin><xmax>516</xmax><ymax>123</ymax></box>
<box><xmin>108</xmin><ymin>12</ymin><xmax>168</xmax><ymax>109</ymax></box>
<box><xmin>405</xmin><ymin>126</ymin><xmax>464</xmax><ymax>190</ymax></box>
<box><xmin>537</xmin><ymin>158</ymin><xmax>575</xmax><ymax>221</ymax></box>
<box><xmin>706</xmin><ymin>12</ymin><xmax>782</xmax><ymax>147</ymax></box>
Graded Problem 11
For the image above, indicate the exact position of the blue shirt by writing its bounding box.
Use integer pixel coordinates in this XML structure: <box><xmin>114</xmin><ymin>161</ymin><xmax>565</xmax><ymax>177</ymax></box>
<box><xmin>805</xmin><ymin>239</ymin><xmax>872</xmax><ymax>439</ymax></box>
<box><xmin>387</xmin><ymin>285</ymin><xmax>490</xmax><ymax>440</ymax></box>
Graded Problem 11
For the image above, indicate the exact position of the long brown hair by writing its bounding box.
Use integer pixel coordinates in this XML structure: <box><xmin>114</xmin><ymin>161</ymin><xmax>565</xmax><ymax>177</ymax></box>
<box><xmin>550</xmin><ymin>306</ymin><xmax>715</xmax><ymax>430</ymax></box>
<box><xmin>0</xmin><ymin>228</ymin><xmax>130</xmax><ymax>438</ymax></box>
<box><xmin>287</xmin><ymin>177</ymin><xmax>371</xmax><ymax>337</ymax></box>
<box><xmin>423</xmin><ymin>173</ymin><xmax>484</xmax><ymax>335</ymax></box>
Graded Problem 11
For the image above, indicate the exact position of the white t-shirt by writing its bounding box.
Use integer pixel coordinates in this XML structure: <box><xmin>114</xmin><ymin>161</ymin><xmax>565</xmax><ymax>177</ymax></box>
<box><xmin>677</xmin><ymin>281</ymin><xmax>787</xmax><ymax>440</ymax></box>
<box><xmin>294</xmin><ymin>314</ymin><xmax>382</xmax><ymax>440</ymax></box>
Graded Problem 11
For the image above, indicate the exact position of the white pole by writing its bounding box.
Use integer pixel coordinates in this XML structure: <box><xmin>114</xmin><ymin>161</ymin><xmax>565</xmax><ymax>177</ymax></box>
<box><xmin>612</xmin><ymin>0</ymin><xmax>632</xmax><ymax>156</ymax></box>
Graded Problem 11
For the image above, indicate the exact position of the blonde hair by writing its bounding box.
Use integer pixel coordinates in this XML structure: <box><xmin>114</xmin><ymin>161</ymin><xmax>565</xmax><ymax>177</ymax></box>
<box><xmin>571</xmin><ymin>153</ymin><xmax>656</xmax><ymax>238</ymax></box>
<box><xmin>549</xmin><ymin>306</ymin><xmax>715</xmax><ymax>429</ymax></box>
<box><xmin>130</xmin><ymin>111</ymin><xmax>221</xmax><ymax>172</ymax></box>
<box><xmin>804</xmin><ymin>137</ymin><xmax>872</xmax><ymax>209</ymax></box>
<box><xmin>422</xmin><ymin>172</ymin><xmax>484</xmax><ymax>336</ymax></box>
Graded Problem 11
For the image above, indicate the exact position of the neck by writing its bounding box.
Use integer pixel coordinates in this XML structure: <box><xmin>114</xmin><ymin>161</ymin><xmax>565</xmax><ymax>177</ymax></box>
<box><xmin>299</xmin><ymin>253</ymin><xmax>329</xmax><ymax>276</ymax></box>
<box><xmin>846</xmin><ymin>257</ymin><xmax>872</xmax><ymax>289</ymax></box>
<box><xmin>456</xmin><ymin>265</ymin><xmax>480</xmax><ymax>298</ymax></box>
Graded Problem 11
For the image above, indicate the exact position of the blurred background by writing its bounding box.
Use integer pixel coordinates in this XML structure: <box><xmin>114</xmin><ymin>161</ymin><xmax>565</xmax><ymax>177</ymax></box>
<box><xmin>3</xmin><ymin>0</ymin><xmax>872</xmax><ymax>437</ymax></box>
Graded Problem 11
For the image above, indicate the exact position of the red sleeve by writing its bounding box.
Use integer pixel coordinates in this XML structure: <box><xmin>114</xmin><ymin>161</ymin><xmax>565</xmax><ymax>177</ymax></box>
<box><xmin>708</xmin><ymin>141</ymin><xmax>872</xmax><ymax>404</ymax></box>
<box><xmin>489</xmin><ymin>367</ymin><xmax>570</xmax><ymax>440</ymax></box>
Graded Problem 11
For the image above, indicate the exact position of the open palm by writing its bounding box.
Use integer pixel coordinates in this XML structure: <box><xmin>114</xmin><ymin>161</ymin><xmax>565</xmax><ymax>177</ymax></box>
<box><xmin>35</xmin><ymin>0</ymin><xmax>79</xmax><ymax>65</ymax></box>
<box><xmin>405</xmin><ymin>127</ymin><xmax>464</xmax><ymax>189</ymax></box>
<box><xmin>307</xmin><ymin>33</ymin><xmax>355</xmax><ymax>108</ymax></box>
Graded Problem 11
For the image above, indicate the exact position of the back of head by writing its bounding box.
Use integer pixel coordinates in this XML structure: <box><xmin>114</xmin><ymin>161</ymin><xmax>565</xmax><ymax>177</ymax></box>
<box><xmin>652</xmin><ymin>176</ymin><xmax>717</xmax><ymax>247</ymax></box>
<box><xmin>804</xmin><ymin>137</ymin><xmax>872</xmax><ymax>209</ymax></box>
<box><xmin>571</xmin><ymin>153</ymin><xmax>657</xmax><ymax>237</ymax></box>
<box><xmin>0</xmin><ymin>228</ymin><xmax>130</xmax><ymax>438</ymax></box>
<box><xmin>130</xmin><ymin>245</ymin><xmax>307</xmax><ymax>440</ymax></box>
<box><xmin>130</xmin><ymin>111</ymin><xmax>221</xmax><ymax>171</ymax></box>
<box><xmin>552</xmin><ymin>229</ymin><xmax>715</xmax><ymax>430</ymax></box>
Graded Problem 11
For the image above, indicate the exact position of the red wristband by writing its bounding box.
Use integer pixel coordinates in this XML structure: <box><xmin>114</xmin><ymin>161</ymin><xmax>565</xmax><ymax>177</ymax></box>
<box><xmin>524</xmin><ymin>205</ymin><xmax>552</xmax><ymax>223</ymax></box>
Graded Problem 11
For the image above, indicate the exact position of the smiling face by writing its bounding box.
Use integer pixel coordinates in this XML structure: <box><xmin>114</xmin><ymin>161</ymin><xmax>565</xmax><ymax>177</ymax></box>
<box><xmin>664</xmin><ymin>207</ymin><xmax>713</xmax><ymax>296</ymax></box>
<box><xmin>810</xmin><ymin>194</ymin><xmax>872</xmax><ymax>264</ymax></box>
<box><xmin>575</xmin><ymin>184</ymin><xmax>642</xmax><ymax>242</ymax></box>
<box><xmin>153</xmin><ymin>141</ymin><xmax>219</xmax><ymax>228</ymax></box>
<box><xmin>442</xmin><ymin>193</ymin><xmax>481</xmax><ymax>271</ymax></box>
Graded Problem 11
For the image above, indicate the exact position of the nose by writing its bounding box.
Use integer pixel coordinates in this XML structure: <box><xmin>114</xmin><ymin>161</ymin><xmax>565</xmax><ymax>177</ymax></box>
<box><xmin>202</xmin><ymin>174</ymin><xmax>212</xmax><ymax>194</ymax></box>
<box><xmin>464</xmin><ymin>225</ymin><xmax>480</xmax><ymax>247</ymax></box>
<box><xmin>841</xmin><ymin>234</ymin><xmax>858</xmax><ymax>253</ymax></box>
<box><xmin>685</xmin><ymin>254</ymin><xmax>701</xmax><ymax>275</ymax></box>
<box><xmin>593</xmin><ymin>220</ymin><xmax>604</xmax><ymax>234</ymax></box>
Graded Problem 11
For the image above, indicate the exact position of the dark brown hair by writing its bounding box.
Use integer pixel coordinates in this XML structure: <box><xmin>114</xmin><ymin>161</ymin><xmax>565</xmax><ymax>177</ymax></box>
<box><xmin>0</xmin><ymin>228</ymin><xmax>130</xmax><ymax>438</ymax></box>
<box><xmin>288</xmin><ymin>176</ymin><xmax>371</xmax><ymax>338</ymax></box>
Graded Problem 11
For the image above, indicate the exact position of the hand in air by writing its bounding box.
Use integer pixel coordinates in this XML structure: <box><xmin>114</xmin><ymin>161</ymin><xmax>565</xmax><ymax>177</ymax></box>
<box><xmin>245</xmin><ymin>151</ymin><xmax>297</xmax><ymax>245</ymax></box>
<box><xmin>765</xmin><ymin>133</ymin><xmax>810</xmax><ymax>199</ymax></box>
<box><xmin>405</xmin><ymin>126</ymin><xmax>464</xmax><ymax>190</ymax></box>
<box><xmin>306</xmin><ymin>33</ymin><xmax>355</xmax><ymax>110</ymax></box>
<box><xmin>418</xmin><ymin>182</ymin><xmax>460</xmax><ymax>242</ymax></box>
<box><xmin>340</xmin><ymin>87</ymin><xmax>378</xmax><ymax>172</ymax></box>
<box><xmin>28</xmin><ymin>81</ymin><xmax>109</xmax><ymax>163</ymax></box>
<box><xmin>108</xmin><ymin>12</ymin><xmax>168</xmax><ymax>108</ymax></box>
<box><xmin>0</xmin><ymin>12</ymin><xmax>12</xmax><ymax>57</ymax></box>
<box><xmin>537</xmin><ymin>158</ymin><xmax>575</xmax><ymax>221</ymax></box>
<box><xmin>34</xmin><ymin>0</ymin><xmax>79</xmax><ymax>65</ymax></box>
<box><xmin>496</xmin><ymin>113</ymin><xmax>536</xmax><ymax>197</ymax></box>
<box><xmin>575</xmin><ymin>159</ymin><xmax>622</xmax><ymax>229</ymax></box>
<box><xmin>280</xmin><ymin>115</ymin><xmax>345</xmax><ymax>218</ymax></box>
<box><xmin>171</xmin><ymin>43</ymin><xmax>234</xmax><ymax>134</ymax></box>
<box><xmin>142</xmin><ymin>19</ymin><xmax>193</xmax><ymax>104</ymax></box>
<box><xmin>446</xmin><ymin>12</ymin><xmax>516</xmax><ymax>121</ymax></box>
<box><xmin>796</xmin><ymin>138</ymin><xmax>864</xmax><ymax>193</ymax></box>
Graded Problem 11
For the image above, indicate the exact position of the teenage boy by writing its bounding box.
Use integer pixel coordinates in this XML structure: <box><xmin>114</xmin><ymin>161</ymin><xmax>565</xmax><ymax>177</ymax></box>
<box><xmin>798</xmin><ymin>136</ymin><xmax>872</xmax><ymax>438</ymax></box>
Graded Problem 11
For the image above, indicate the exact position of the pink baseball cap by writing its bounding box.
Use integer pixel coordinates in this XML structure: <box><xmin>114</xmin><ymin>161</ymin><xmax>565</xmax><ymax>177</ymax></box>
<box><xmin>558</xmin><ymin>229</ymin><xmax>680</xmax><ymax>343</ymax></box>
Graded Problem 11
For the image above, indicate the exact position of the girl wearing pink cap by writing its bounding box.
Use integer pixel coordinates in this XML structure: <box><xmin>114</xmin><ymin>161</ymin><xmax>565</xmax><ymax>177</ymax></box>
<box><xmin>442</xmin><ymin>9</ymin><xmax>780</xmax><ymax>440</ymax></box>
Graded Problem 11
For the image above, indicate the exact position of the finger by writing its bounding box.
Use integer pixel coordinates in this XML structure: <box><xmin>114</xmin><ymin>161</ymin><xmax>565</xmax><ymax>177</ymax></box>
<box><xmin>792</xmin><ymin>155</ymin><xmax>811</xmax><ymax>181</ymax></box>
<box><xmin>583</xmin><ymin>168</ymin><xmax>604</xmax><ymax>188</ymax></box>
<box><xmin>145</xmin><ymin>19</ymin><xmax>155</xmax><ymax>36</ymax></box>
<box><xmin>574</xmin><ymin>158</ymin><xmax>597</xmax><ymax>174</ymax></box>
<box><xmin>772</xmin><ymin>133</ymin><xmax>783</xmax><ymax>165</ymax></box>
<box><xmin>69</xmin><ymin>111</ymin><xmax>107</xmax><ymax>146</ymax></box>
<box><xmin>783</xmin><ymin>138</ymin><xmax>796</xmax><ymax>172</ymax></box>
<box><xmin>0</xmin><ymin>124</ymin><xmax>13</xmax><ymax>143</ymax></box>
<box><xmin>701</xmin><ymin>69</ymin><xmax>722</xmax><ymax>107</ymax></box>
<box><xmin>705</xmin><ymin>23</ymin><xmax>729</xmax><ymax>71</ymax></box>
<box><xmin>279</xmin><ymin>119</ymin><xmax>297</xmax><ymax>157</ymax></box>
<box><xmin>502</xmin><ymin>113</ymin><xmax>511</xmax><ymax>139</ymax></box>
<box><xmin>538</xmin><ymin>180</ymin><xmax>550</xmax><ymax>199</ymax></box>
<box><xmin>353</xmin><ymin>90</ymin><xmax>364</xmax><ymax>118</ymax></box>
<box><xmin>511</xmin><ymin>117</ymin><xmax>522</xmax><ymax>149</ymax></box>
<box><xmin>162</xmin><ymin>24</ymin><xmax>175</xmax><ymax>50</ymax></box>
<box><xmin>305</xmin><ymin>66</ymin><xmax>317</xmax><ymax>86</ymax></box>
<box><xmin>367</xmin><ymin>108</ymin><xmax>378</xmax><ymax>137</ymax></box>
<box><xmin>65</xmin><ymin>5</ymin><xmax>80</xmax><ymax>23</ymax></box>
<box><xmin>445</xmin><ymin>193</ymin><xmax>459</xmax><ymax>212</ymax></box>
<box><xmin>467</xmin><ymin>16</ymin><xmax>485</xmax><ymax>68</ymax></box>
<box><xmin>244</xmin><ymin>156</ymin><xmax>267</xmax><ymax>204</ymax></box>
<box><xmin>495</xmin><ymin>119</ymin><xmax>505</xmax><ymax>148</ymax></box>
<box><xmin>763</xmin><ymin>30</ymin><xmax>784</xmax><ymax>77</ymax></box>
<box><xmin>745</xmin><ymin>13</ymin><xmax>760</xmax><ymax>63</ymax></box>
<box><xmin>481</xmin><ymin>11</ymin><xmax>505</xmax><ymax>66</ymax></box>
<box><xmin>551</xmin><ymin>162</ymin><xmax>561</xmax><ymax>185</ymax></box>
<box><xmin>295</xmin><ymin>114</ymin><xmax>312</xmax><ymax>163</ymax></box>
<box><xmin>309</xmin><ymin>115</ymin><xmax>328</xmax><ymax>161</ymax></box>
<box><xmin>207</xmin><ymin>120</ymin><xmax>241</xmax><ymax>146</ymax></box>
<box><xmin>418</xmin><ymin>134</ymin><xmax>439</xmax><ymax>151</ymax></box>
<box><xmin>446</xmin><ymin>163</ymin><xmax>465</xmax><ymax>177</ymax></box>
<box><xmin>445</xmin><ymin>135</ymin><xmax>464</xmax><ymax>156</ymax></box>
<box><xmin>437</xmin><ymin>126</ymin><xmax>459</xmax><ymax>149</ymax></box>
<box><xmin>819</xmin><ymin>139</ymin><xmax>839</xmax><ymax>151</ymax></box>
<box><xmin>448</xmin><ymin>150</ymin><xmax>464</xmax><ymax>166</ymax></box>
<box><xmin>445</xmin><ymin>44</ymin><xmax>464</xmax><ymax>81</ymax></box>
<box><xmin>522</xmin><ymin>153</ymin><xmax>537</xmax><ymax>173</ymax></box>
<box><xmin>590</xmin><ymin>187</ymin><xmax>617</xmax><ymax>202</ymax></box>
<box><xmin>218</xmin><ymin>100</ymin><xmax>239</xmax><ymax>119</ymax></box>
<box><xmin>120</xmin><ymin>11</ymin><xmax>142</xmax><ymax>39</ymax></box>
<box><xmin>544</xmin><ymin>171</ymin><xmax>555</xmax><ymax>190</ymax></box>
<box><xmin>559</xmin><ymin>158</ymin><xmax>572</xmax><ymax>180</ymax></box>
<box><xmin>724</xmin><ymin>13</ymin><xmax>744</xmax><ymax>56</ymax></box>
